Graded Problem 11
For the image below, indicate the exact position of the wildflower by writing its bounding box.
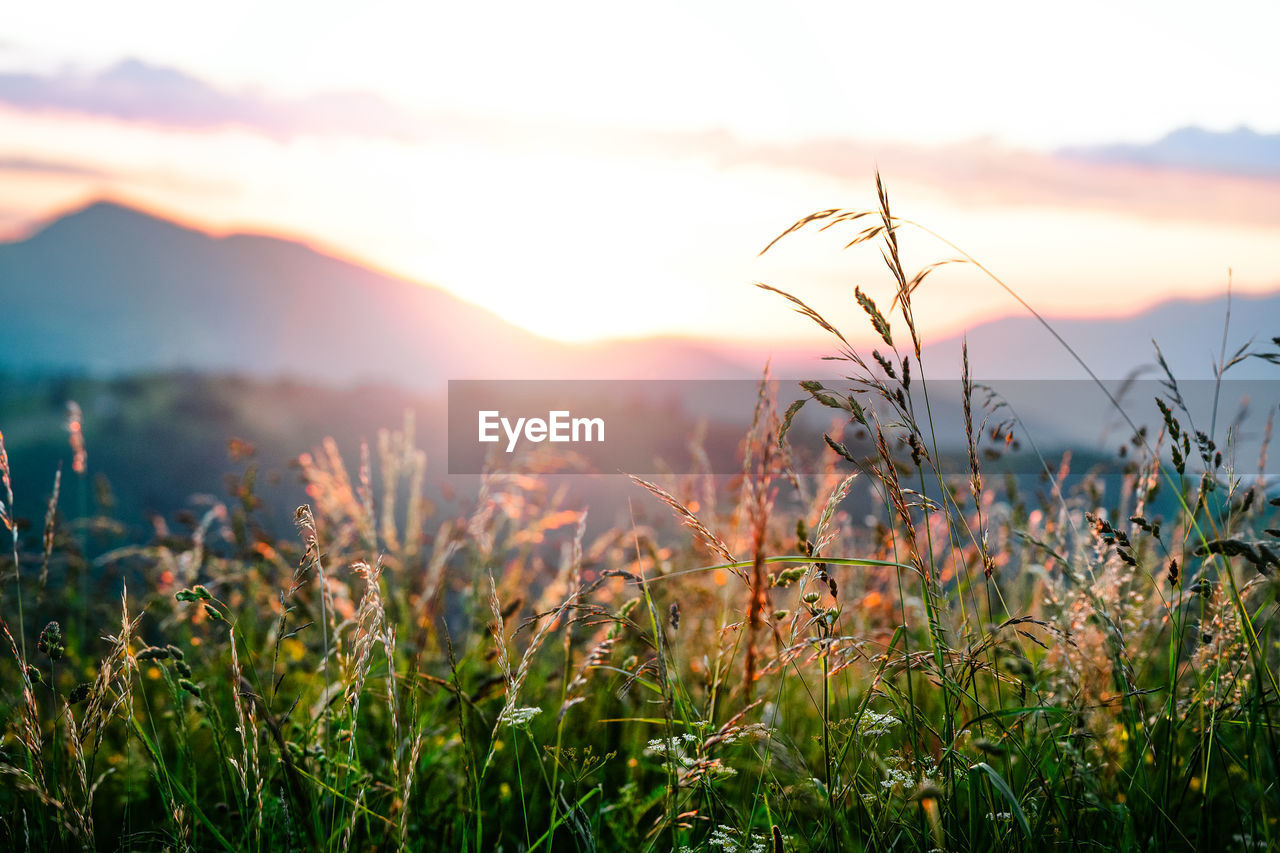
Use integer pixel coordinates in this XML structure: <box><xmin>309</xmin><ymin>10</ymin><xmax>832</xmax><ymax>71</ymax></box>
<box><xmin>708</xmin><ymin>826</ymin><xmax>768</xmax><ymax>853</ymax></box>
<box><xmin>645</xmin><ymin>734</ymin><xmax>700</xmax><ymax>770</ymax></box>
<box><xmin>694</xmin><ymin>759</ymin><xmax>737</xmax><ymax>781</ymax></box>
<box><xmin>719</xmin><ymin>723</ymin><xmax>774</xmax><ymax>745</ymax></box>
<box><xmin>498</xmin><ymin>706</ymin><xmax>542</xmax><ymax>728</ymax></box>
<box><xmin>881</xmin><ymin>754</ymin><xmax>916</xmax><ymax>791</ymax></box>
<box><xmin>646</xmin><ymin>733</ymin><xmax>698</xmax><ymax>755</ymax></box>
<box><xmin>856</xmin><ymin>710</ymin><xmax>900</xmax><ymax>738</ymax></box>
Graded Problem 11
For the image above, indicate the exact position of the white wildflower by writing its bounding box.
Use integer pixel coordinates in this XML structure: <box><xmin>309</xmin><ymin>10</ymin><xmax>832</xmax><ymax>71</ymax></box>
<box><xmin>880</xmin><ymin>759</ymin><xmax>916</xmax><ymax>791</ymax></box>
<box><xmin>645</xmin><ymin>737</ymin><xmax>695</xmax><ymax>769</ymax></box>
<box><xmin>720</xmin><ymin>723</ymin><xmax>774</xmax><ymax>744</ymax></box>
<box><xmin>708</xmin><ymin>826</ymin><xmax>768</xmax><ymax>853</ymax></box>
<box><xmin>498</xmin><ymin>706</ymin><xmax>542</xmax><ymax>727</ymax></box>
<box><xmin>857</xmin><ymin>710</ymin><xmax>900</xmax><ymax>738</ymax></box>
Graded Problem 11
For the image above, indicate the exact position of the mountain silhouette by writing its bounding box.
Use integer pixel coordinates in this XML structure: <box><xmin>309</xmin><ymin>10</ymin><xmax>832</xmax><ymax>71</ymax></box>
<box><xmin>0</xmin><ymin>200</ymin><xmax>745</xmax><ymax>386</ymax></box>
<box><xmin>925</xmin><ymin>291</ymin><xmax>1280</xmax><ymax>380</ymax></box>
<box><xmin>1061</xmin><ymin>126</ymin><xmax>1280</xmax><ymax>179</ymax></box>
<box><xmin>1</xmin><ymin>199</ymin><xmax>1276</xmax><ymax>386</ymax></box>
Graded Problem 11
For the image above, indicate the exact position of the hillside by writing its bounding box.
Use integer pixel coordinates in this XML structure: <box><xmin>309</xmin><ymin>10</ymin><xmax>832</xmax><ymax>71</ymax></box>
<box><xmin>0</xmin><ymin>200</ymin><xmax>745</xmax><ymax>386</ymax></box>
<box><xmin>2</xmin><ymin>199</ymin><xmax>1276</xmax><ymax>387</ymax></box>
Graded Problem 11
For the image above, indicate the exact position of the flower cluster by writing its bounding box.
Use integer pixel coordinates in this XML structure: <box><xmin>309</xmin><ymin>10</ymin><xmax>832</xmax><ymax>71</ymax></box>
<box><xmin>497</xmin><ymin>706</ymin><xmax>542</xmax><ymax>727</ymax></box>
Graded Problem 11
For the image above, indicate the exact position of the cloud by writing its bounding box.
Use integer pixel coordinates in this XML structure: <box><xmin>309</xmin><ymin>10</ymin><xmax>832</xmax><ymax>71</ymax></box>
<box><xmin>0</xmin><ymin>58</ymin><xmax>424</xmax><ymax>139</ymax></box>
<box><xmin>0</xmin><ymin>152</ymin><xmax>233</xmax><ymax>197</ymax></box>
<box><xmin>468</xmin><ymin>119</ymin><xmax>1280</xmax><ymax>228</ymax></box>
<box><xmin>0</xmin><ymin>155</ymin><xmax>112</xmax><ymax>178</ymax></box>
<box><xmin>1060</xmin><ymin>126</ymin><xmax>1280</xmax><ymax>179</ymax></box>
<box><xmin>1</xmin><ymin>58</ymin><xmax>1275</xmax><ymax>230</ymax></box>
<box><xmin>637</xmin><ymin>131</ymin><xmax>1280</xmax><ymax>230</ymax></box>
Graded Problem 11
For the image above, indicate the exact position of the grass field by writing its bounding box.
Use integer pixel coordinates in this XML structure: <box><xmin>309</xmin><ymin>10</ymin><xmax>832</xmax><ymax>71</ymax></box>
<box><xmin>2</xmin><ymin>181</ymin><xmax>1278</xmax><ymax>851</ymax></box>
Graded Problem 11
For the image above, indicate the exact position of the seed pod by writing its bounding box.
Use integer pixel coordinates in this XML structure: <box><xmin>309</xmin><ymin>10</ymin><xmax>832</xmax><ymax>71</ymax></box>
<box><xmin>37</xmin><ymin>621</ymin><xmax>64</xmax><ymax>661</ymax></box>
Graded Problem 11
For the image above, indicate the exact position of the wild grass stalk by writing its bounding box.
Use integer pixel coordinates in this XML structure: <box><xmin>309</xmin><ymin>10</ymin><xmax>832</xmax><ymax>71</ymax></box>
<box><xmin>0</xmin><ymin>431</ymin><xmax>25</xmax><ymax>661</ymax></box>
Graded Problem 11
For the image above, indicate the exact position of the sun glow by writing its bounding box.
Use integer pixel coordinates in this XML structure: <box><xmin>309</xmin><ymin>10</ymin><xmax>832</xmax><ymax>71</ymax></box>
<box><xmin>0</xmin><ymin>2</ymin><xmax>1278</xmax><ymax>344</ymax></box>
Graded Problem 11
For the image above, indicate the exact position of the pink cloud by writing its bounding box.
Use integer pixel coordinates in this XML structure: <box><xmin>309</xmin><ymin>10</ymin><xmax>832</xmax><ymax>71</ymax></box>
<box><xmin>0</xmin><ymin>59</ymin><xmax>424</xmax><ymax>139</ymax></box>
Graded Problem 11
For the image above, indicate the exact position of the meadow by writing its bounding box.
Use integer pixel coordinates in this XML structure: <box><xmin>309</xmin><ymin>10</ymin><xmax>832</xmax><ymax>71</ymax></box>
<box><xmin>2</xmin><ymin>179</ymin><xmax>1278</xmax><ymax>851</ymax></box>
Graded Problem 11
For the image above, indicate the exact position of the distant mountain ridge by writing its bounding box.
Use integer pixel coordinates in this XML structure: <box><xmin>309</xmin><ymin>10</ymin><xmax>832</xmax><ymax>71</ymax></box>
<box><xmin>1</xmin><ymin>199</ymin><xmax>1277</xmax><ymax>387</ymax></box>
<box><xmin>0</xmin><ymin>200</ymin><xmax>746</xmax><ymax>386</ymax></box>
<box><xmin>1061</xmin><ymin>126</ymin><xmax>1280</xmax><ymax>180</ymax></box>
<box><xmin>924</xmin><ymin>291</ymin><xmax>1280</xmax><ymax>380</ymax></box>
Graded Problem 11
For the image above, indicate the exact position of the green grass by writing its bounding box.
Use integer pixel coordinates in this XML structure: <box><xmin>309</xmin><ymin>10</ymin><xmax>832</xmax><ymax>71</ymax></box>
<box><xmin>1</xmin><ymin>176</ymin><xmax>1278</xmax><ymax>851</ymax></box>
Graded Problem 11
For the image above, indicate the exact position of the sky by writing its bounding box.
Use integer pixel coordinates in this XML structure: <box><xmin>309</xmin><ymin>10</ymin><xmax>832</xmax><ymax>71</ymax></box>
<box><xmin>1</xmin><ymin>1</ymin><xmax>1279</xmax><ymax>344</ymax></box>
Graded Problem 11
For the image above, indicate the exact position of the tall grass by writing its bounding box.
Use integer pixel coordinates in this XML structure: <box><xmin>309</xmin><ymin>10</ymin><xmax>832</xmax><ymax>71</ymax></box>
<box><xmin>1</xmin><ymin>177</ymin><xmax>1278</xmax><ymax>851</ymax></box>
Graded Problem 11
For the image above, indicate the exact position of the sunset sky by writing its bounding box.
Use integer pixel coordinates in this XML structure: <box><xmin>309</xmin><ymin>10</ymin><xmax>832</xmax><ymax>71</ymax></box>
<box><xmin>2</xmin><ymin>1</ymin><xmax>1278</xmax><ymax>344</ymax></box>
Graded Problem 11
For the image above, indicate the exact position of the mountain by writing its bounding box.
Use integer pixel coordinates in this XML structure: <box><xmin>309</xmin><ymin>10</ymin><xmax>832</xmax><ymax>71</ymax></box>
<box><xmin>1</xmin><ymin>201</ymin><xmax>1275</xmax><ymax>526</ymax></box>
<box><xmin>1</xmin><ymin>199</ymin><xmax>1276</xmax><ymax>388</ymax></box>
<box><xmin>0</xmin><ymin>200</ymin><xmax>746</xmax><ymax>387</ymax></box>
<box><xmin>924</xmin><ymin>291</ymin><xmax>1280</xmax><ymax>380</ymax></box>
<box><xmin>1060</xmin><ymin>126</ymin><xmax>1280</xmax><ymax>180</ymax></box>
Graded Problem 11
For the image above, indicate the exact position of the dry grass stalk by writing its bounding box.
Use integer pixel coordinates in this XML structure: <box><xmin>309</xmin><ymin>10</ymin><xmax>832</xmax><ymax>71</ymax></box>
<box><xmin>39</xmin><ymin>466</ymin><xmax>60</xmax><ymax>590</ymax></box>
<box><xmin>403</xmin><ymin>447</ymin><xmax>428</xmax><ymax>558</ymax></box>
<box><xmin>559</xmin><ymin>634</ymin><xmax>615</xmax><ymax>722</ymax></box>
<box><xmin>228</xmin><ymin>623</ymin><xmax>260</xmax><ymax>806</ymax></box>
<box><xmin>377</xmin><ymin>427</ymin><xmax>403</xmax><ymax>552</ymax></box>
<box><xmin>744</xmin><ymin>414</ymin><xmax>779</xmax><ymax>701</ymax></box>
<box><xmin>0</xmin><ymin>429</ymin><xmax>23</xmax><ymax>659</ymax></box>
<box><xmin>398</xmin><ymin>726</ymin><xmax>425</xmax><ymax>849</ymax></box>
<box><xmin>628</xmin><ymin>475</ymin><xmax>735</xmax><ymax>568</ymax></box>
<box><xmin>347</xmin><ymin>558</ymin><xmax>401</xmax><ymax>779</ymax></box>
<box><xmin>358</xmin><ymin>439</ymin><xmax>376</xmax><ymax>547</ymax></box>
<box><xmin>2</xmin><ymin>622</ymin><xmax>42</xmax><ymax>773</ymax></box>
